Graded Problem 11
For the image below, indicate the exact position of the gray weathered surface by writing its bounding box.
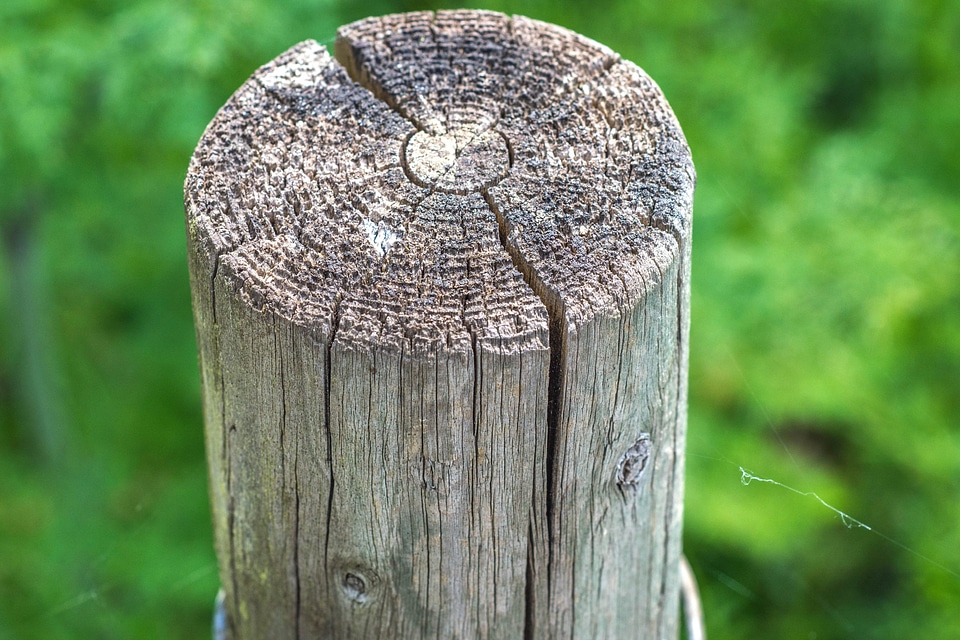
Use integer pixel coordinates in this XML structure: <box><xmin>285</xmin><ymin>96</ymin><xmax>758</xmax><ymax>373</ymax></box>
<box><xmin>185</xmin><ymin>9</ymin><xmax>693</xmax><ymax>639</ymax></box>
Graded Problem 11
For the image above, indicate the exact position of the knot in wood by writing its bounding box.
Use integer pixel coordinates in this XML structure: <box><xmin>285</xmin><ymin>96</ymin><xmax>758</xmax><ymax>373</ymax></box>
<box><xmin>342</xmin><ymin>572</ymin><xmax>369</xmax><ymax>604</ymax></box>
<box><xmin>616</xmin><ymin>432</ymin><xmax>652</xmax><ymax>488</ymax></box>
<box><xmin>403</xmin><ymin>125</ymin><xmax>510</xmax><ymax>194</ymax></box>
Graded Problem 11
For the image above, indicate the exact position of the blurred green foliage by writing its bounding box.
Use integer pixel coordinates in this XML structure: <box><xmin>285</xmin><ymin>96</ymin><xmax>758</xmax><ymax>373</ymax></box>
<box><xmin>1</xmin><ymin>0</ymin><xmax>958</xmax><ymax>638</ymax></box>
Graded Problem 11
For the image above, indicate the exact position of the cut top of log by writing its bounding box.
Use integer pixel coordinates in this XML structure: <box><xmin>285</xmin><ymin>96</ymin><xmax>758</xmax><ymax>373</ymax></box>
<box><xmin>184</xmin><ymin>10</ymin><xmax>694</xmax><ymax>356</ymax></box>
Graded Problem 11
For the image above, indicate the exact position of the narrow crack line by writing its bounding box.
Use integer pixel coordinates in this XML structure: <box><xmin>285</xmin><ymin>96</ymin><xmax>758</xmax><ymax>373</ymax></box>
<box><xmin>481</xmin><ymin>187</ymin><xmax>565</xmax><ymax>627</ymax></box>
<box><xmin>322</xmin><ymin>292</ymin><xmax>344</xmax><ymax>590</ymax></box>
<box><xmin>333</xmin><ymin>16</ymin><xmax>435</xmax><ymax>132</ymax></box>
<box><xmin>523</xmin><ymin>517</ymin><xmax>536</xmax><ymax>640</ymax></box>
<box><xmin>209</xmin><ymin>253</ymin><xmax>239</xmax><ymax>633</ymax></box>
<box><xmin>433</xmin><ymin>359</ymin><xmax>445</xmax><ymax>638</ymax></box>
<box><xmin>471</xmin><ymin>332</ymin><xmax>483</xmax><ymax>629</ymax></box>
<box><xmin>226</xmin><ymin>422</ymin><xmax>240</xmax><ymax>635</ymax></box>
<box><xmin>294</xmin><ymin>412</ymin><xmax>302</xmax><ymax>637</ymax></box>
<box><xmin>333</xmin><ymin>26</ymin><xmax>430</xmax><ymax>133</ymax></box>
<box><xmin>209</xmin><ymin>254</ymin><xmax>227</xmax><ymax>464</ymax></box>
<box><xmin>277</xmin><ymin>323</ymin><xmax>287</xmax><ymax>489</ymax></box>
<box><xmin>274</xmin><ymin>333</ymin><xmax>301</xmax><ymax>637</ymax></box>
<box><xmin>662</xmin><ymin>240</ymin><xmax>689</xmax><ymax>634</ymax></box>
<box><xmin>418</xmin><ymin>364</ymin><xmax>432</xmax><ymax>623</ymax></box>
<box><xmin>570</xmin><ymin>545</ymin><xmax>577</xmax><ymax>635</ymax></box>
<box><xmin>516</xmin><ymin>348</ymin><xmax>537</xmax><ymax>640</ymax></box>
<box><xmin>608</xmin><ymin>309</ymin><xmax>627</xmax><ymax>450</ymax></box>
<box><xmin>470</xmin><ymin>304</ymin><xmax>481</xmax><ymax>578</ymax></box>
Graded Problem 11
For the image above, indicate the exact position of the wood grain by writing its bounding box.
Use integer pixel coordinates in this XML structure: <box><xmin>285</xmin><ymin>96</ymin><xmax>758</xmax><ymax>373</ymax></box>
<box><xmin>185</xmin><ymin>9</ymin><xmax>693</xmax><ymax>639</ymax></box>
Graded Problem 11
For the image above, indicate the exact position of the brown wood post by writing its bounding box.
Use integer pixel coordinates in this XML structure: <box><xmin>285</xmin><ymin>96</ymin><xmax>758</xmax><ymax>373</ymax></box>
<box><xmin>185</xmin><ymin>10</ymin><xmax>694</xmax><ymax>639</ymax></box>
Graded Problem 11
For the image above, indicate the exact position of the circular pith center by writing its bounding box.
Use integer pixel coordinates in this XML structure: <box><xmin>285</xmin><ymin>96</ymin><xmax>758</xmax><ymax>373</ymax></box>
<box><xmin>403</xmin><ymin>126</ymin><xmax>510</xmax><ymax>194</ymax></box>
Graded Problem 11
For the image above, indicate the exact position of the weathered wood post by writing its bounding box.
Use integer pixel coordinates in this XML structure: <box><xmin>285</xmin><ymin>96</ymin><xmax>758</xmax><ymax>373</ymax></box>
<box><xmin>185</xmin><ymin>10</ymin><xmax>694</xmax><ymax>639</ymax></box>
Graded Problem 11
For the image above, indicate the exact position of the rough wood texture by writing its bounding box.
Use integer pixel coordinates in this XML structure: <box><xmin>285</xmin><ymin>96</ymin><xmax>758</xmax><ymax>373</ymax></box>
<box><xmin>185</xmin><ymin>10</ymin><xmax>694</xmax><ymax>639</ymax></box>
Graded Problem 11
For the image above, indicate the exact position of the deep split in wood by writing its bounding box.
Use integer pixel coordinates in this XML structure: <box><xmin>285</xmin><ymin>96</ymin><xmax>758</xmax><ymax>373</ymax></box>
<box><xmin>185</xmin><ymin>10</ymin><xmax>694</xmax><ymax>639</ymax></box>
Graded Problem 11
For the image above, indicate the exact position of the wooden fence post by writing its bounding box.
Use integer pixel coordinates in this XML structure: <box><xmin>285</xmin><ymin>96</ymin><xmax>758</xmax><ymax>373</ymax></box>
<box><xmin>185</xmin><ymin>10</ymin><xmax>694</xmax><ymax>639</ymax></box>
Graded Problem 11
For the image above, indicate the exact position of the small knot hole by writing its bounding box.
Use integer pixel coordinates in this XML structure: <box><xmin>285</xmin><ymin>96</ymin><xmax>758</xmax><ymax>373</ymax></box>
<box><xmin>616</xmin><ymin>433</ymin><xmax>652</xmax><ymax>488</ymax></box>
<box><xmin>342</xmin><ymin>572</ymin><xmax>368</xmax><ymax>604</ymax></box>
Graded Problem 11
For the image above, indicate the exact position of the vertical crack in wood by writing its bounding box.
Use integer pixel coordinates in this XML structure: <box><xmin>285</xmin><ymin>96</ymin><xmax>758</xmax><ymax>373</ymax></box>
<box><xmin>276</xmin><ymin>337</ymin><xmax>301</xmax><ymax>638</ymax></box>
<box><xmin>323</xmin><ymin>292</ymin><xmax>344</xmax><ymax>608</ymax></box>
<box><xmin>210</xmin><ymin>255</ymin><xmax>226</xmax><ymax>462</ymax></box>
<box><xmin>432</xmin><ymin>354</ymin><xmax>443</xmax><ymax>638</ymax></box>
<box><xmin>668</xmin><ymin>232</ymin><xmax>692</xmax><ymax>638</ymax></box>
<box><xmin>523</xmin><ymin>518</ymin><xmax>535</xmax><ymax>640</ymax></box>
<box><xmin>226</xmin><ymin>423</ymin><xmax>239</xmax><ymax>638</ymax></box>
<box><xmin>333</xmin><ymin>29</ymin><xmax>553</xmax><ymax>634</ymax></box>
<box><xmin>209</xmin><ymin>256</ymin><xmax>239</xmax><ymax>637</ymax></box>
<box><xmin>294</xmin><ymin>425</ymin><xmax>302</xmax><ymax>638</ymax></box>
<box><xmin>481</xmin><ymin>188</ymin><xmax>566</xmax><ymax>633</ymax></box>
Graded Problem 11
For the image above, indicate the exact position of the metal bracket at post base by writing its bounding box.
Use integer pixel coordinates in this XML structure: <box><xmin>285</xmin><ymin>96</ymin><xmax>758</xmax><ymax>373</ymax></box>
<box><xmin>213</xmin><ymin>589</ymin><xmax>227</xmax><ymax>640</ymax></box>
